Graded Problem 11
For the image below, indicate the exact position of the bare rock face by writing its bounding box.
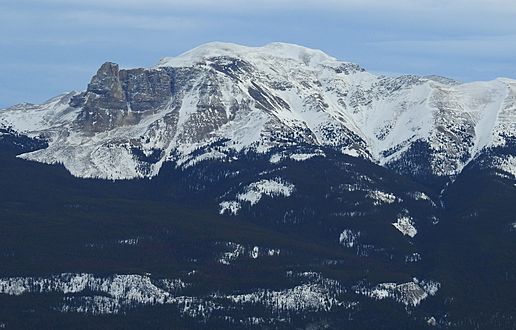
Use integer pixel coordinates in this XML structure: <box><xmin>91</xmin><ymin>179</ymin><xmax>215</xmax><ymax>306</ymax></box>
<box><xmin>87</xmin><ymin>62</ymin><xmax>126</xmax><ymax>102</ymax></box>
<box><xmin>119</xmin><ymin>68</ymin><xmax>173</xmax><ymax>113</ymax></box>
<box><xmin>74</xmin><ymin>62</ymin><xmax>174</xmax><ymax>133</ymax></box>
<box><xmin>74</xmin><ymin>62</ymin><xmax>127</xmax><ymax>133</ymax></box>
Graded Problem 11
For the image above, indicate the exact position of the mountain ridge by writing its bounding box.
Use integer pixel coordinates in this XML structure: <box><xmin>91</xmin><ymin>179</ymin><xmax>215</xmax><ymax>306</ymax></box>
<box><xmin>0</xmin><ymin>42</ymin><xmax>514</xmax><ymax>183</ymax></box>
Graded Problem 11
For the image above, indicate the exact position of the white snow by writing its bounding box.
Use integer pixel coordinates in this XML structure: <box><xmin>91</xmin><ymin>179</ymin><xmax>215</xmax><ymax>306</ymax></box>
<box><xmin>407</xmin><ymin>191</ymin><xmax>437</xmax><ymax>207</ymax></box>
<box><xmin>420</xmin><ymin>280</ymin><xmax>441</xmax><ymax>296</ymax></box>
<box><xmin>0</xmin><ymin>270</ymin><xmax>439</xmax><ymax>322</ymax></box>
<box><xmin>217</xmin><ymin>242</ymin><xmax>281</xmax><ymax>265</ymax></box>
<box><xmin>0</xmin><ymin>273</ymin><xmax>187</xmax><ymax>314</ymax></box>
<box><xmin>117</xmin><ymin>238</ymin><xmax>139</xmax><ymax>246</ymax></box>
<box><xmin>0</xmin><ymin>92</ymin><xmax>79</xmax><ymax>135</ymax></box>
<box><xmin>355</xmin><ymin>279</ymin><xmax>439</xmax><ymax>307</ymax></box>
<box><xmin>392</xmin><ymin>214</ymin><xmax>417</xmax><ymax>237</ymax></box>
<box><xmin>226</xmin><ymin>284</ymin><xmax>338</xmax><ymax>313</ymax></box>
<box><xmin>237</xmin><ymin>178</ymin><xmax>295</xmax><ymax>206</ymax></box>
<box><xmin>405</xmin><ymin>253</ymin><xmax>422</xmax><ymax>263</ymax></box>
<box><xmin>339</xmin><ymin>229</ymin><xmax>360</xmax><ymax>248</ymax></box>
<box><xmin>410</xmin><ymin>191</ymin><xmax>431</xmax><ymax>201</ymax></box>
<box><xmin>495</xmin><ymin>155</ymin><xmax>516</xmax><ymax>178</ymax></box>
<box><xmin>269</xmin><ymin>153</ymin><xmax>283</xmax><ymax>164</ymax></box>
<box><xmin>218</xmin><ymin>242</ymin><xmax>246</xmax><ymax>265</ymax></box>
<box><xmin>269</xmin><ymin>151</ymin><xmax>325</xmax><ymax>163</ymax></box>
<box><xmin>251</xmin><ymin>246</ymin><xmax>260</xmax><ymax>259</ymax></box>
<box><xmin>341</xmin><ymin>147</ymin><xmax>360</xmax><ymax>157</ymax></box>
<box><xmin>366</xmin><ymin>190</ymin><xmax>398</xmax><ymax>205</ymax></box>
<box><xmin>219</xmin><ymin>201</ymin><xmax>241</xmax><ymax>215</ymax></box>
<box><xmin>221</xmin><ymin>271</ymin><xmax>346</xmax><ymax>314</ymax></box>
<box><xmin>157</xmin><ymin>42</ymin><xmax>339</xmax><ymax>69</ymax></box>
<box><xmin>290</xmin><ymin>152</ymin><xmax>324</xmax><ymax>161</ymax></box>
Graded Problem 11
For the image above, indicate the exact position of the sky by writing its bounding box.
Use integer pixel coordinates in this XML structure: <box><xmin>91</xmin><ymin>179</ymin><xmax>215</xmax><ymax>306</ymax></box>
<box><xmin>1</xmin><ymin>0</ymin><xmax>516</xmax><ymax>107</ymax></box>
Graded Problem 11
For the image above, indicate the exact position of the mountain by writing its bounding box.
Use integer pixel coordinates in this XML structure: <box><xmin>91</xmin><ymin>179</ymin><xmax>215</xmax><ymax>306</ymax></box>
<box><xmin>0</xmin><ymin>42</ymin><xmax>515</xmax><ymax>329</ymax></box>
<box><xmin>1</xmin><ymin>42</ymin><xmax>514</xmax><ymax>183</ymax></box>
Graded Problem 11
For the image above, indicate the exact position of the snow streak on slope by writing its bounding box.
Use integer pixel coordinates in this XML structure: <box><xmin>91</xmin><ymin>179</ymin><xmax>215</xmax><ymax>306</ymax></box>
<box><xmin>0</xmin><ymin>42</ymin><xmax>514</xmax><ymax>180</ymax></box>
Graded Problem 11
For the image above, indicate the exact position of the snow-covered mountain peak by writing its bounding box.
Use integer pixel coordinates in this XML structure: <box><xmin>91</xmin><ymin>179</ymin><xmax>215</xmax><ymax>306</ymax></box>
<box><xmin>157</xmin><ymin>42</ymin><xmax>343</xmax><ymax>69</ymax></box>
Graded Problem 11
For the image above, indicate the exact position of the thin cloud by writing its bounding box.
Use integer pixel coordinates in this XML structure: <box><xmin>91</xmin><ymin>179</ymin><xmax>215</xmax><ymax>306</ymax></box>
<box><xmin>1</xmin><ymin>62</ymin><xmax>94</xmax><ymax>73</ymax></box>
<box><xmin>59</xmin><ymin>10</ymin><xmax>201</xmax><ymax>31</ymax></box>
<box><xmin>8</xmin><ymin>0</ymin><xmax>516</xmax><ymax>13</ymax></box>
<box><xmin>368</xmin><ymin>35</ymin><xmax>516</xmax><ymax>58</ymax></box>
<box><xmin>0</xmin><ymin>7</ymin><xmax>202</xmax><ymax>31</ymax></box>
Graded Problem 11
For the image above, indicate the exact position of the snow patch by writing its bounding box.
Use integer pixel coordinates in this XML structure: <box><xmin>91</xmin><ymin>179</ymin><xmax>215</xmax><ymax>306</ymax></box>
<box><xmin>269</xmin><ymin>151</ymin><xmax>325</xmax><ymax>163</ymax></box>
<box><xmin>339</xmin><ymin>229</ymin><xmax>360</xmax><ymax>248</ymax></box>
<box><xmin>355</xmin><ymin>279</ymin><xmax>439</xmax><ymax>307</ymax></box>
<box><xmin>405</xmin><ymin>253</ymin><xmax>422</xmax><ymax>263</ymax></box>
<box><xmin>289</xmin><ymin>152</ymin><xmax>325</xmax><ymax>161</ymax></box>
<box><xmin>341</xmin><ymin>147</ymin><xmax>360</xmax><ymax>157</ymax></box>
<box><xmin>117</xmin><ymin>238</ymin><xmax>139</xmax><ymax>246</ymax></box>
<box><xmin>366</xmin><ymin>190</ymin><xmax>398</xmax><ymax>205</ymax></box>
<box><xmin>408</xmin><ymin>191</ymin><xmax>431</xmax><ymax>201</ymax></box>
<box><xmin>237</xmin><ymin>178</ymin><xmax>295</xmax><ymax>206</ymax></box>
<box><xmin>407</xmin><ymin>191</ymin><xmax>436</xmax><ymax>206</ymax></box>
<box><xmin>392</xmin><ymin>214</ymin><xmax>417</xmax><ymax>237</ymax></box>
<box><xmin>269</xmin><ymin>153</ymin><xmax>283</xmax><ymax>164</ymax></box>
<box><xmin>217</xmin><ymin>242</ymin><xmax>281</xmax><ymax>265</ymax></box>
<box><xmin>494</xmin><ymin>155</ymin><xmax>516</xmax><ymax>178</ymax></box>
<box><xmin>219</xmin><ymin>201</ymin><xmax>241</xmax><ymax>215</ymax></box>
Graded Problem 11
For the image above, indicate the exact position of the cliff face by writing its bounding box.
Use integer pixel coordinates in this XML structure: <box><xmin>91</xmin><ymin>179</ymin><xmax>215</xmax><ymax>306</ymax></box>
<box><xmin>72</xmin><ymin>62</ymin><xmax>174</xmax><ymax>133</ymax></box>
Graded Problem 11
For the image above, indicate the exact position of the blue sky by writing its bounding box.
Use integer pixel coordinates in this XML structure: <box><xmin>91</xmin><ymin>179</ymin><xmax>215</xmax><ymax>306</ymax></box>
<box><xmin>1</xmin><ymin>0</ymin><xmax>516</xmax><ymax>107</ymax></box>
